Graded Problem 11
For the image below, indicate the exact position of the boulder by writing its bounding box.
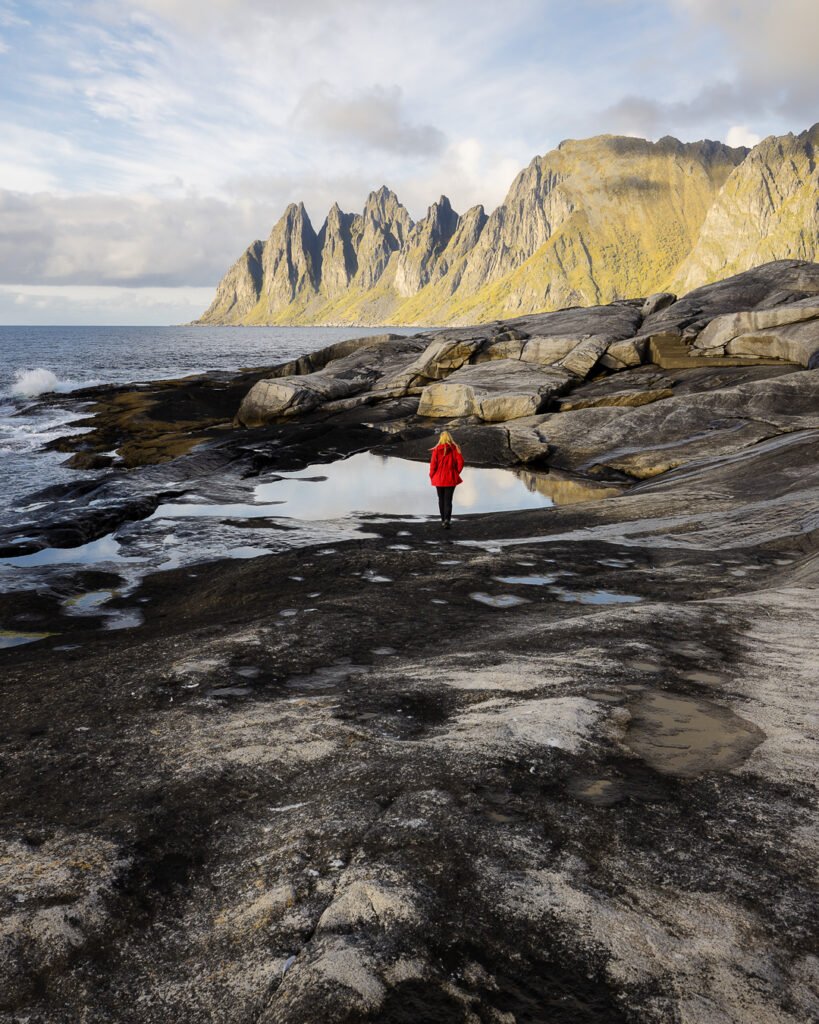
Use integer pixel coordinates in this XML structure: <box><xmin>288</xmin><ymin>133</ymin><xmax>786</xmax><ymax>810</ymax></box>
<box><xmin>238</xmin><ymin>374</ymin><xmax>362</xmax><ymax>425</ymax></box>
<box><xmin>542</xmin><ymin>369</ymin><xmax>819</xmax><ymax>477</ymax></box>
<box><xmin>398</xmin><ymin>333</ymin><xmax>488</xmax><ymax>383</ymax></box>
<box><xmin>693</xmin><ymin>299</ymin><xmax>819</xmax><ymax>366</ymax></box>
<box><xmin>472</xmin><ymin>337</ymin><xmax>526</xmax><ymax>362</ymax></box>
<box><xmin>601</xmin><ymin>336</ymin><xmax>649</xmax><ymax>368</ymax></box>
<box><xmin>237</xmin><ymin>337</ymin><xmax>428</xmax><ymax>426</ymax></box>
<box><xmin>643</xmin><ymin>261</ymin><xmax>819</xmax><ymax>339</ymax></box>
<box><xmin>641</xmin><ymin>292</ymin><xmax>677</xmax><ymax>317</ymax></box>
<box><xmin>476</xmin><ymin>334</ymin><xmax>593</xmax><ymax>366</ymax></box>
<box><xmin>559</xmin><ymin>335</ymin><xmax>612</xmax><ymax>378</ymax></box>
<box><xmin>417</xmin><ymin>360</ymin><xmax>571</xmax><ymax>422</ymax></box>
<box><xmin>725</xmin><ymin>321</ymin><xmax>819</xmax><ymax>367</ymax></box>
<box><xmin>522</xmin><ymin>335</ymin><xmax>587</xmax><ymax>364</ymax></box>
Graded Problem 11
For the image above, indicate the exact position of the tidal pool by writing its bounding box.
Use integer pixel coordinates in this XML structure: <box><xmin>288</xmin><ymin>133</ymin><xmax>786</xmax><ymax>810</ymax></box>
<box><xmin>0</xmin><ymin>629</ymin><xmax>56</xmax><ymax>649</ymax></box>
<box><xmin>0</xmin><ymin>534</ymin><xmax>125</xmax><ymax>568</ymax></box>
<box><xmin>253</xmin><ymin>453</ymin><xmax>557</xmax><ymax>519</ymax></box>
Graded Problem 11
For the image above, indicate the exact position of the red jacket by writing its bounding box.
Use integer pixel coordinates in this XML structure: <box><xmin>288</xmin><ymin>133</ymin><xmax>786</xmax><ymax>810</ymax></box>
<box><xmin>429</xmin><ymin>443</ymin><xmax>464</xmax><ymax>487</ymax></box>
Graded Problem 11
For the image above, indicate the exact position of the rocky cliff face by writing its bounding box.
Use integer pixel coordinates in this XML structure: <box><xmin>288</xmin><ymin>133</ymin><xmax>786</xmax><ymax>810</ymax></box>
<box><xmin>197</xmin><ymin>126</ymin><xmax>819</xmax><ymax>327</ymax></box>
<box><xmin>671</xmin><ymin>124</ymin><xmax>819</xmax><ymax>294</ymax></box>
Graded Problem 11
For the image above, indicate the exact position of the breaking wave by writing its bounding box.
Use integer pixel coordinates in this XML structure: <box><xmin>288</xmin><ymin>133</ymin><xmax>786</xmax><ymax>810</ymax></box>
<box><xmin>11</xmin><ymin>368</ymin><xmax>78</xmax><ymax>398</ymax></box>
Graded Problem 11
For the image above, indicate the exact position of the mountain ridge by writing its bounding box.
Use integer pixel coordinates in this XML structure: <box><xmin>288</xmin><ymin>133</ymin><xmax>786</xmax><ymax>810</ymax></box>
<box><xmin>196</xmin><ymin>125</ymin><xmax>819</xmax><ymax>326</ymax></box>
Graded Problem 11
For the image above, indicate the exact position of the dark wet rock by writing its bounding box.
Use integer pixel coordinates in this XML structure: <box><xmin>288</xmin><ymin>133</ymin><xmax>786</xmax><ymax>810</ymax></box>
<box><xmin>62</xmin><ymin>451</ymin><xmax>116</xmax><ymax>470</ymax></box>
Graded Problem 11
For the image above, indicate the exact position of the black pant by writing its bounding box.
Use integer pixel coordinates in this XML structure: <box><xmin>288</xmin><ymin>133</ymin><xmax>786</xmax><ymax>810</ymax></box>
<box><xmin>436</xmin><ymin>486</ymin><xmax>454</xmax><ymax>522</ymax></box>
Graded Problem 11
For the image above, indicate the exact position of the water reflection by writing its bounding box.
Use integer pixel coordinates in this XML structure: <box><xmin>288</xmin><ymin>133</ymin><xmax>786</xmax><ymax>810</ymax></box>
<box><xmin>254</xmin><ymin>453</ymin><xmax>557</xmax><ymax>519</ymax></box>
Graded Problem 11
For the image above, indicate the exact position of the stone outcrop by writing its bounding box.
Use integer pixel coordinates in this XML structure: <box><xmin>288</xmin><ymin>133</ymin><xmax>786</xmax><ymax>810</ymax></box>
<box><xmin>691</xmin><ymin>297</ymin><xmax>819</xmax><ymax>367</ymax></box>
<box><xmin>235</xmin><ymin>263</ymin><xmax>819</xmax><ymax>427</ymax></box>
<box><xmin>237</xmin><ymin>334</ymin><xmax>428</xmax><ymax>426</ymax></box>
<box><xmin>416</xmin><ymin>360</ymin><xmax>572</xmax><ymax>421</ymax></box>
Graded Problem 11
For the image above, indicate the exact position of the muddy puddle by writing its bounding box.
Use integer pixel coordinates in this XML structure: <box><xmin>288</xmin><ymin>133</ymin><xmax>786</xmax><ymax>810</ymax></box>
<box><xmin>567</xmin><ymin>777</ymin><xmax>626</xmax><ymax>806</ymax></box>
<box><xmin>624</xmin><ymin>691</ymin><xmax>764</xmax><ymax>778</ymax></box>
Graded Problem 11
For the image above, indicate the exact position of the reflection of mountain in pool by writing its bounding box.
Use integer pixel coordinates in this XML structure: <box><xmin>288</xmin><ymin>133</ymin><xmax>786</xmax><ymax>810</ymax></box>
<box><xmin>514</xmin><ymin>470</ymin><xmax>623</xmax><ymax>505</ymax></box>
<box><xmin>254</xmin><ymin>454</ymin><xmax>558</xmax><ymax>519</ymax></box>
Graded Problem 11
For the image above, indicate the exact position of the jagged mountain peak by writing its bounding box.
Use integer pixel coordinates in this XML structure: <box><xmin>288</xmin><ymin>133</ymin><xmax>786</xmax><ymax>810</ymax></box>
<box><xmin>198</xmin><ymin>124</ymin><xmax>819</xmax><ymax>327</ymax></box>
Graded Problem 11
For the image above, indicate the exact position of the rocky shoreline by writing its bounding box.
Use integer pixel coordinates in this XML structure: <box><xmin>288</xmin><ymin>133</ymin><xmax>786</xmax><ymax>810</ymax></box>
<box><xmin>1</xmin><ymin>261</ymin><xmax>818</xmax><ymax>1023</ymax></box>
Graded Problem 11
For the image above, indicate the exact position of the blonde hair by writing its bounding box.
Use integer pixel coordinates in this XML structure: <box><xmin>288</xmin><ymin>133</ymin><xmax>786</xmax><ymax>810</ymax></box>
<box><xmin>436</xmin><ymin>430</ymin><xmax>461</xmax><ymax>452</ymax></box>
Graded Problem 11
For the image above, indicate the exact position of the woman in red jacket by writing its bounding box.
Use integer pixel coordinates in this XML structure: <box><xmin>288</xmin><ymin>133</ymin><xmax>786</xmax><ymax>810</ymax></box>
<box><xmin>429</xmin><ymin>430</ymin><xmax>464</xmax><ymax>528</ymax></box>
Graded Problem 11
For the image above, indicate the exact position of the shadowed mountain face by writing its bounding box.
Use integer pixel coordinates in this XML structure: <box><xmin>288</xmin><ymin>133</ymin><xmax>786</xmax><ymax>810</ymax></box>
<box><xmin>197</xmin><ymin>126</ymin><xmax>819</xmax><ymax>327</ymax></box>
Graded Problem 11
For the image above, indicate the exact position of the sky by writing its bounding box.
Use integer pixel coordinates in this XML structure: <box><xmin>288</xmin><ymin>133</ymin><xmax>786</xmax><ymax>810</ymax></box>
<box><xmin>0</xmin><ymin>0</ymin><xmax>816</xmax><ymax>324</ymax></box>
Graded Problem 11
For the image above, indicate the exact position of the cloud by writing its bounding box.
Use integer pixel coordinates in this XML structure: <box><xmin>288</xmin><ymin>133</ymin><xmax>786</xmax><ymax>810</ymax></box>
<box><xmin>668</xmin><ymin>0</ymin><xmax>819</xmax><ymax>123</ymax></box>
<box><xmin>290</xmin><ymin>83</ymin><xmax>446</xmax><ymax>156</ymax></box>
<box><xmin>601</xmin><ymin>81</ymin><xmax>760</xmax><ymax>140</ymax></box>
<box><xmin>0</xmin><ymin>190</ymin><xmax>272</xmax><ymax>287</ymax></box>
<box><xmin>0</xmin><ymin>284</ymin><xmax>214</xmax><ymax>326</ymax></box>
<box><xmin>726</xmin><ymin>124</ymin><xmax>761</xmax><ymax>149</ymax></box>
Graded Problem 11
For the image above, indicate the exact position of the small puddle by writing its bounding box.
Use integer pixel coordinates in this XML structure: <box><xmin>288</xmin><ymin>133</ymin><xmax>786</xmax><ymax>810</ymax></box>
<box><xmin>588</xmin><ymin>689</ymin><xmax>625</xmax><ymax>703</ymax></box>
<box><xmin>362</xmin><ymin>570</ymin><xmax>392</xmax><ymax>583</ymax></box>
<box><xmin>64</xmin><ymin>589</ymin><xmax>117</xmax><ymax>615</ymax></box>
<box><xmin>622</xmin><ymin>659</ymin><xmax>662</xmax><ymax>674</ymax></box>
<box><xmin>679</xmin><ymin>669</ymin><xmax>728</xmax><ymax>686</ymax></box>
<box><xmin>0</xmin><ymin>629</ymin><xmax>56</xmax><ymax>649</ymax></box>
<box><xmin>554</xmin><ymin>588</ymin><xmax>642</xmax><ymax>605</ymax></box>
<box><xmin>624</xmin><ymin>692</ymin><xmax>764</xmax><ymax>778</ymax></box>
<box><xmin>210</xmin><ymin>686</ymin><xmax>253</xmax><ymax>698</ymax></box>
<box><xmin>62</xmin><ymin>589</ymin><xmax>143</xmax><ymax>631</ymax></box>
<box><xmin>567</xmin><ymin>777</ymin><xmax>625</xmax><ymax>806</ymax></box>
<box><xmin>236</xmin><ymin>666</ymin><xmax>261</xmax><ymax>679</ymax></box>
<box><xmin>0</xmin><ymin>534</ymin><xmax>127</xmax><ymax>568</ymax></box>
<box><xmin>470</xmin><ymin>592</ymin><xmax>530</xmax><ymax>609</ymax></box>
<box><xmin>493</xmin><ymin>574</ymin><xmax>558</xmax><ymax>586</ymax></box>
<box><xmin>104</xmin><ymin>608</ymin><xmax>144</xmax><ymax>630</ymax></box>
<box><xmin>151</xmin><ymin>501</ymin><xmax>286</xmax><ymax>519</ymax></box>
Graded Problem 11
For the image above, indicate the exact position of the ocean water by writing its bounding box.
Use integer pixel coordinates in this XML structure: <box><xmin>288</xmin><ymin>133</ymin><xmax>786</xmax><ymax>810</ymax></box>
<box><xmin>0</xmin><ymin>325</ymin><xmax>418</xmax><ymax>515</ymax></box>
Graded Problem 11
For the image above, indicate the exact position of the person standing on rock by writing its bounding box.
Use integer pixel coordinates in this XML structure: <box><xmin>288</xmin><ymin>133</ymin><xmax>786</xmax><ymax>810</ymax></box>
<box><xmin>429</xmin><ymin>430</ymin><xmax>464</xmax><ymax>529</ymax></box>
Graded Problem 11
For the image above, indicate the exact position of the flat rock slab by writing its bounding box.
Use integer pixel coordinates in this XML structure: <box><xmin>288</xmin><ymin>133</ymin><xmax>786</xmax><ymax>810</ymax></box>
<box><xmin>417</xmin><ymin>360</ymin><xmax>572</xmax><ymax>421</ymax></box>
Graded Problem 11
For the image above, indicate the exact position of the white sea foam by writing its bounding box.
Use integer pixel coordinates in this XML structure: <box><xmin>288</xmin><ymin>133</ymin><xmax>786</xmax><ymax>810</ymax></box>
<box><xmin>11</xmin><ymin>368</ymin><xmax>77</xmax><ymax>398</ymax></box>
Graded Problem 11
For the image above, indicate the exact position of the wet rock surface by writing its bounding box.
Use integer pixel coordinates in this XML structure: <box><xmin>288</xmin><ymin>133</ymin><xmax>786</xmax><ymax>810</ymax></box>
<box><xmin>1</xmin><ymin>262</ymin><xmax>818</xmax><ymax>1023</ymax></box>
